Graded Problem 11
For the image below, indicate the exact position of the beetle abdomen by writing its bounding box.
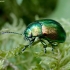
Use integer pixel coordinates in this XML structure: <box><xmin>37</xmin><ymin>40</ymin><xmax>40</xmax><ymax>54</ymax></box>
<box><xmin>39</xmin><ymin>19</ymin><xmax>66</xmax><ymax>43</ymax></box>
<box><xmin>42</xmin><ymin>25</ymin><xmax>58</xmax><ymax>40</ymax></box>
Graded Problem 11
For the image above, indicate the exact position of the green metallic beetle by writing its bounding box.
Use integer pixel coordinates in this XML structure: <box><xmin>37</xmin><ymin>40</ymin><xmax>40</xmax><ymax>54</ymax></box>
<box><xmin>23</xmin><ymin>19</ymin><xmax>66</xmax><ymax>53</ymax></box>
<box><xmin>1</xmin><ymin>19</ymin><xmax>66</xmax><ymax>53</ymax></box>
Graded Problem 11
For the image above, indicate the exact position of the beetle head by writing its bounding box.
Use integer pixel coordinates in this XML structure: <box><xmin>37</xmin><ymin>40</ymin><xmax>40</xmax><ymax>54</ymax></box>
<box><xmin>24</xmin><ymin>28</ymin><xmax>33</xmax><ymax>41</ymax></box>
<box><xmin>24</xmin><ymin>22</ymin><xmax>42</xmax><ymax>41</ymax></box>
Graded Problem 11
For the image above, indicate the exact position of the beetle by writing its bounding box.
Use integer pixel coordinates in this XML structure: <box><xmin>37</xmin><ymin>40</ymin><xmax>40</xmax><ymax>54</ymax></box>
<box><xmin>1</xmin><ymin>19</ymin><xmax>66</xmax><ymax>53</ymax></box>
<box><xmin>23</xmin><ymin>19</ymin><xmax>66</xmax><ymax>53</ymax></box>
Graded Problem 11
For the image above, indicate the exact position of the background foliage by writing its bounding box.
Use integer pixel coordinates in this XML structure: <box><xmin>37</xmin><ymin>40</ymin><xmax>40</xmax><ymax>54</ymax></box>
<box><xmin>0</xmin><ymin>0</ymin><xmax>57</xmax><ymax>28</ymax></box>
<box><xmin>0</xmin><ymin>0</ymin><xmax>70</xmax><ymax>70</ymax></box>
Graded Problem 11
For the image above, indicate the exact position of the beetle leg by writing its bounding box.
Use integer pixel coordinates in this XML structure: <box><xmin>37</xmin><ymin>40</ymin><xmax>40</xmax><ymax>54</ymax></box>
<box><xmin>22</xmin><ymin>37</ymin><xmax>35</xmax><ymax>51</ymax></box>
<box><xmin>49</xmin><ymin>41</ymin><xmax>58</xmax><ymax>51</ymax></box>
<box><xmin>39</xmin><ymin>39</ymin><xmax>47</xmax><ymax>53</ymax></box>
<box><xmin>22</xmin><ymin>45</ymin><xmax>29</xmax><ymax>51</ymax></box>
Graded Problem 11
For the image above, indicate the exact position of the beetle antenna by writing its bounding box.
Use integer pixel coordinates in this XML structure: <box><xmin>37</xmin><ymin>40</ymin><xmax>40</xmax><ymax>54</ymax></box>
<box><xmin>0</xmin><ymin>31</ymin><xmax>23</xmax><ymax>35</ymax></box>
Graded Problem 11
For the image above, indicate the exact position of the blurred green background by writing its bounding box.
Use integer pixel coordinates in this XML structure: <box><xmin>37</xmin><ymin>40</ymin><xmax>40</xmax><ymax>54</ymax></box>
<box><xmin>0</xmin><ymin>0</ymin><xmax>70</xmax><ymax>70</ymax></box>
<box><xmin>0</xmin><ymin>0</ymin><xmax>57</xmax><ymax>28</ymax></box>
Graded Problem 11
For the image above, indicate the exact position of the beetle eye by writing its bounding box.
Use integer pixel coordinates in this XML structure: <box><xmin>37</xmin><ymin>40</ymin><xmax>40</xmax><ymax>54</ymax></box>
<box><xmin>25</xmin><ymin>37</ymin><xmax>29</xmax><ymax>40</ymax></box>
